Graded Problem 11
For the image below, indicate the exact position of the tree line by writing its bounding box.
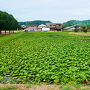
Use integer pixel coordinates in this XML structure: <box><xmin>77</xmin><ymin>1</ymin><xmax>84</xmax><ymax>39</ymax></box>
<box><xmin>0</xmin><ymin>11</ymin><xmax>20</xmax><ymax>34</ymax></box>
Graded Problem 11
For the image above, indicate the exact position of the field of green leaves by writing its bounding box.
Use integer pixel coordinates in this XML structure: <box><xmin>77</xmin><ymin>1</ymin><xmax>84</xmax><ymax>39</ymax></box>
<box><xmin>0</xmin><ymin>31</ymin><xmax>90</xmax><ymax>84</ymax></box>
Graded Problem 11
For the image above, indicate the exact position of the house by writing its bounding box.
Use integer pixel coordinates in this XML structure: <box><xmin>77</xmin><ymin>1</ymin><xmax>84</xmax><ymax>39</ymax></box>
<box><xmin>64</xmin><ymin>24</ymin><xmax>81</xmax><ymax>31</ymax></box>
<box><xmin>25</xmin><ymin>24</ymin><xmax>38</xmax><ymax>31</ymax></box>
<box><xmin>38</xmin><ymin>24</ymin><xmax>50</xmax><ymax>31</ymax></box>
<box><xmin>46</xmin><ymin>23</ymin><xmax>51</xmax><ymax>28</ymax></box>
<box><xmin>38</xmin><ymin>24</ymin><xmax>47</xmax><ymax>31</ymax></box>
<box><xmin>38</xmin><ymin>24</ymin><xmax>47</xmax><ymax>28</ymax></box>
<box><xmin>50</xmin><ymin>23</ymin><xmax>62</xmax><ymax>31</ymax></box>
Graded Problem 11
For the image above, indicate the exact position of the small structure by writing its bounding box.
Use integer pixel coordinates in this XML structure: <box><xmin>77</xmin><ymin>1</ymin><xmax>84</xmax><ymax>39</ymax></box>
<box><xmin>21</xmin><ymin>25</ymin><xmax>27</xmax><ymax>30</ymax></box>
<box><xmin>25</xmin><ymin>24</ymin><xmax>38</xmax><ymax>31</ymax></box>
<box><xmin>50</xmin><ymin>23</ymin><xmax>62</xmax><ymax>31</ymax></box>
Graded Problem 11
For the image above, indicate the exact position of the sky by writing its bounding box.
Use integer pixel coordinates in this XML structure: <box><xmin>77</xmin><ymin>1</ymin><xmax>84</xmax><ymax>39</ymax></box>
<box><xmin>0</xmin><ymin>0</ymin><xmax>90</xmax><ymax>23</ymax></box>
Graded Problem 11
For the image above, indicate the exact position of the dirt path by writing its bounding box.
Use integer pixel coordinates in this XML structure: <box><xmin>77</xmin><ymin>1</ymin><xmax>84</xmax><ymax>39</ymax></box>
<box><xmin>69</xmin><ymin>32</ymin><xmax>90</xmax><ymax>36</ymax></box>
<box><xmin>0</xmin><ymin>84</ymin><xmax>60</xmax><ymax>90</ymax></box>
<box><xmin>0</xmin><ymin>84</ymin><xmax>90</xmax><ymax>90</ymax></box>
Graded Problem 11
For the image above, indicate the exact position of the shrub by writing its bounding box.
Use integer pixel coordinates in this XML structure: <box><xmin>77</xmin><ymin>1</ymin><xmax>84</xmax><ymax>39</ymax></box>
<box><xmin>73</xmin><ymin>29</ymin><xmax>79</xmax><ymax>32</ymax></box>
<box><xmin>83</xmin><ymin>29</ymin><xmax>88</xmax><ymax>32</ymax></box>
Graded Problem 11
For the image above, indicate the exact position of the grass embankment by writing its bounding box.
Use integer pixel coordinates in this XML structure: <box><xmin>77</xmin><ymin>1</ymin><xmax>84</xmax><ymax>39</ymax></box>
<box><xmin>0</xmin><ymin>31</ymin><xmax>25</xmax><ymax>44</ymax></box>
<box><xmin>69</xmin><ymin>32</ymin><xmax>90</xmax><ymax>36</ymax></box>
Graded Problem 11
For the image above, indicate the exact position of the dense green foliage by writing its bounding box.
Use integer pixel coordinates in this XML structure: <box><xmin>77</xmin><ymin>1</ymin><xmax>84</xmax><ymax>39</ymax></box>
<box><xmin>0</xmin><ymin>32</ymin><xmax>90</xmax><ymax>84</ymax></box>
<box><xmin>73</xmin><ymin>29</ymin><xmax>79</xmax><ymax>32</ymax></box>
<box><xmin>63</xmin><ymin>20</ymin><xmax>90</xmax><ymax>27</ymax></box>
<box><xmin>0</xmin><ymin>11</ymin><xmax>20</xmax><ymax>34</ymax></box>
<box><xmin>19</xmin><ymin>20</ymin><xmax>52</xmax><ymax>26</ymax></box>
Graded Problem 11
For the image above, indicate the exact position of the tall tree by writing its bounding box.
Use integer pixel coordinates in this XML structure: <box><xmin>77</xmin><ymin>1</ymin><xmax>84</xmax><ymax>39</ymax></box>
<box><xmin>0</xmin><ymin>11</ymin><xmax>19</xmax><ymax>34</ymax></box>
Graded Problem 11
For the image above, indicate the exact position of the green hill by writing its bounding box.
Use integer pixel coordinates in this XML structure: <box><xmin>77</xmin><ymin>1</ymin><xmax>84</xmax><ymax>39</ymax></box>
<box><xmin>19</xmin><ymin>20</ymin><xmax>52</xmax><ymax>26</ymax></box>
<box><xmin>63</xmin><ymin>20</ymin><xmax>90</xmax><ymax>27</ymax></box>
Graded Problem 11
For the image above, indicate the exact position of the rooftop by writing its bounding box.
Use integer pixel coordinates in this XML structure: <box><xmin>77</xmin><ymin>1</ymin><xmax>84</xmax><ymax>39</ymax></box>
<box><xmin>50</xmin><ymin>23</ymin><xmax>61</xmax><ymax>25</ymax></box>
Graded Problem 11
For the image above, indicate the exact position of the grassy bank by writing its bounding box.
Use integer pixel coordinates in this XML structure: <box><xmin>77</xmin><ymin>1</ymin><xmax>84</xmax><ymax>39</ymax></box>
<box><xmin>0</xmin><ymin>31</ymin><xmax>25</xmax><ymax>44</ymax></box>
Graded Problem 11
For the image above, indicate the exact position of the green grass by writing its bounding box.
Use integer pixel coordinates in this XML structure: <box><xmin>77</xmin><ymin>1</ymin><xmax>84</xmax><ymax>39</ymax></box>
<box><xmin>0</xmin><ymin>31</ymin><xmax>25</xmax><ymax>44</ymax></box>
<box><xmin>25</xmin><ymin>85</ymin><xmax>32</xmax><ymax>88</ymax></box>
<box><xmin>59</xmin><ymin>84</ymin><xmax>88</xmax><ymax>90</ymax></box>
<box><xmin>0</xmin><ymin>35</ymin><xmax>4</xmax><ymax>37</ymax></box>
<box><xmin>59</xmin><ymin>84</ymin><xmax>90</xmax><ymax>90</ymax></box>
<box><xmin>0</xmin><ymin>86</ymin><xmax>17</xmax><ymax>90</ymax></box>
<box><xmin>0</xmin><ymin>31</ymin><xmax>90</xmax><ymax>84</ymax></box>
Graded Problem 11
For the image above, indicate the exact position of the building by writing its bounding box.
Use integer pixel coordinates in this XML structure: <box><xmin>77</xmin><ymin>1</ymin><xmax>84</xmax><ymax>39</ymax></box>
<box><xmin>50</xmin><ymin>23</ymin><xmax>62</xmax><ymax>31</ymax></box>
<box><xmin>38</xmin><ymin>24</ymin><xmax>47</xmax><ymax>28</ymax></box>
<box><xmin>38</xmin><ymin>24</ymin><xmax>50</xmax><ymax>31</ymax></box>
<box><xmin>42</xmin><ymin>28</ymin><xmax>50</xmax><ymax>31</ymax></box>
<box><xmin>38</xmin><ymin>24</ymin><xmax>47</xmax><ymax>31</ymax></box>
<box><xmin>46</xmin><ymin>23</ymin><xmax>51</xmax><ymax>28</ymax></box>
<box><xmin>64</xmin><ymin>24</ymin><xmax>81</xmax><ymax>31</ymax></box>
<box><xmin>21</xmin><ymin>25</ymin><xmax>27</xmax><ymax>30</ymax></box>
<box><xmin>25</xmin><ymin>23</ymin><xmax>62</xmax><ymax>32</ymax></box>
<box><xmin>25</xmin><ymin>24</ymin><xmax>38</xmax><ymax>31</ymax></box>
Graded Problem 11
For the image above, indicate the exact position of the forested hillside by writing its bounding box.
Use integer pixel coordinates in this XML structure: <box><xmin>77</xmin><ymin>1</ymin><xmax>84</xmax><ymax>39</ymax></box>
<box><xmin>19</xmin><ymin>20</ymin><xmax>52</xmax><ymax>25</ymax></box>
<box><xmin>63</xmin><ymin>20</ymin><xmax>90</xmax><ymax>27</ymax></box>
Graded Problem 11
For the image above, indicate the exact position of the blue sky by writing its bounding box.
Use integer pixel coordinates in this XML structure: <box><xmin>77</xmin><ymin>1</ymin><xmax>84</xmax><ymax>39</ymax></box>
<box><xmin>0</xmin><ymin>0</ymin><xmax>90</xmax><ymax>23</ymax></box>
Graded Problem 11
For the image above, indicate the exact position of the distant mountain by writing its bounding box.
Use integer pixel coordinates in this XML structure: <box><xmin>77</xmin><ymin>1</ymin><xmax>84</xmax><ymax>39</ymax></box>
<box><xmin>19</xmin><ymin>20</ymin><xmax>52</xmax><ymax>26</ymax></box>
<box><xmin>63</xmin><ymin>20</ymin><xmax>90</xmax><ymax>27</ymax></box>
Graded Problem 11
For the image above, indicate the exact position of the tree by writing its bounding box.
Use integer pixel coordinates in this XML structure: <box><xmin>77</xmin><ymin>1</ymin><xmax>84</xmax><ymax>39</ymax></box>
<box><xmin>87</xmin><ymin>25</ymin><xmax>90</xmax><ymax>31</ymax></box>
<box><xmin>0</xmin><ymin>11</ymin><xmax>19</xmax><ymax>34</ymax></box>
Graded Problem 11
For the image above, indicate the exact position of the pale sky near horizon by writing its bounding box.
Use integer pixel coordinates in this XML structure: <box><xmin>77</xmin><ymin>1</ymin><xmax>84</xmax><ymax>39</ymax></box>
<box><xmin>0</xmin><ymin>0</ymin><xmax>90</xmax><ymax>23</ymax></box>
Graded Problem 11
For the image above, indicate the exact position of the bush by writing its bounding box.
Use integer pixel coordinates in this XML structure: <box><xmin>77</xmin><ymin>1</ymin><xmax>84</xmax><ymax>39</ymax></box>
<box><xmin>73</xmin><ymin>29</ymin><xmax>79</xmax><ymax>32</ymax></box>
<box><xmin>83</xmin><ymin>29</ymin><xmax>88</xmax><ymax>32</ymax></box>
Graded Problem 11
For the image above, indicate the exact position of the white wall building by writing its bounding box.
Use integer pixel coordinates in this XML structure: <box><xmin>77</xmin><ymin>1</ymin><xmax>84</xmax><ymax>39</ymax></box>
<box><xmin>42</xmin><ymin>28</ymin><xmax>50</xmax><ymax>31</ymax></box>
<box><xmin>38</xmin><ymin>24</ymin><xmax>46</xmax><ymax>28</ymax></box>
<box><xmin>38</xmin><ymin>24</ymin><xmax>50</xmax><ymax>31</ymax></box>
